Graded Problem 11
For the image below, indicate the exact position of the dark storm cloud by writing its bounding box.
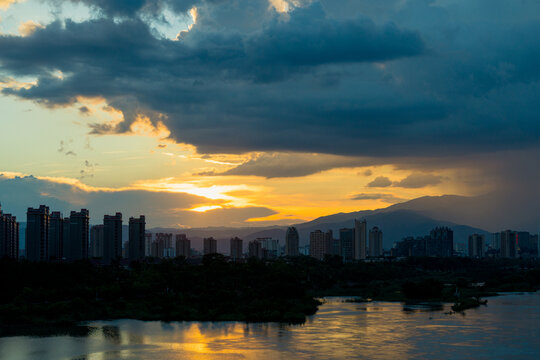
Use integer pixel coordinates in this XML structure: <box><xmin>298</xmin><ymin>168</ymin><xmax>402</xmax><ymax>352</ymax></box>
<box><xmin>393</xmin><ymin>173</ymin><xmax>443</xmax><ymax>189</ymax></box>
<box><xmin>1</xmin><ymin>0</ymin><xmax>539</xmax><ymax>158</ymax></box>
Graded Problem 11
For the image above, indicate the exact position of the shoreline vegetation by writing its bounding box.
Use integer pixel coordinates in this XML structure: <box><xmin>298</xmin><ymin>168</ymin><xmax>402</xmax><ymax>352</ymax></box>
<box><xmin>1</xmin><ymin>256</ymin><xmax>539</xmax><ymax>335</ymax></box>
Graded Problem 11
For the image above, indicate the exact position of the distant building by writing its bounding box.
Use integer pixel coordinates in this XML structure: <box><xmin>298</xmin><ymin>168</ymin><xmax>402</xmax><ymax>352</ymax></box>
<box><xmin>332</xmin><ymin>237</ymin><xmax>342</xmax><ymax>257</ymax></box>
<box><xmin>393</xmin><ymin>236</ymin><xmax>428</xmax><ymax>257</ymax></box>
<box><xmin>468</xmin><ymin>234</ymin><xmax>485</xmax><ymax>258</ymax></box>
<box><xmin>369</xmin><ymin>227</ymin><xmax>383</xmax><ymax>257</ymax></box>
<box><xmin>144</xmin><ymin>232</ymin><xmax>152</xmax><ymax>257</ymax></box>
<box><xmin>175</xmin><ymin>234</ymin><xmax>191</xmax><ymax>258</ymax></box>
<box><xmin>66</xmin><ymin>209</ymin><xmax>90</xmax><ymax>261</ymax></box>
<box><xmin>354</xmin><ymin>219</ymin><xmax>367</xmax><ymax>260</ymax></box>
<box><xmin>285</xmin><ymin>227</ymin><xmax>299</xmax><ymax>257</ymax></box>
<box><xmin>103</xmin><ymin>213</ymin><xmax>123</xmax><ymax>264</ymax></box>
<box><xmin>500</xmin><ymin>230</ymin><xmax>518</xmax><ymax>258</ymax></box>
<box><xmin>230</xmin><ymin>237</ymin><xmax>243</xmax><ymax>261</ymax></box>
<box><xmin>259</xmin><ymin>237</ymin><xmax>279</xmax><ymax>259</ymax></box>
<box><xmin>0</xmin><ymin>205</ymin><xmax>19</xmax><ymax>259</ymax></box>
<box><xmin>153</xmin><ymin>233</ymin><xmax>173</xmax><ymax>258</ymax></box>
<box><xmin>491</xmin><ymin>233</ymin><xmax>501</xmax><ymax>251</ymax></box>
<box><xmin>204</xmin><ymin>237</ymin><xmax>217</xmax><ymax>255</ymax></box>
<box><xmin>48</xmin><ymin>211</ymin><xmax>64</xmax><ymax>260</ymax></box>
<box><xmin>309</xmin><ymin>230</ymin><xmax>332</xmax><ymax>260</ymax></box>
<box><xmin>128</xmin><ymin>216</ymin><xmax>146</xmax><ymax>261</ymax></box>
<box><xmin>428</xmin><ymin>227</ymin><xmax>453</xmax><ymax>257</ymax></box>
<box><xmin>248</xmin><ymin>239</ymin><xmax>263</xmax><ymax>258</ymax></box>
<box><xmin>90</xmin><ymin>225</ymin><xmax>104</xmax><ymax>258</ymax></box>
<box><xmin>26</xmin><ymin>205</ymin><xmax>50</xmax><ymax>262</ymax></box>
<box><xmin>340</xmin><ymin>228</ymin><xmax>354</xmax><ymax>262</ymax></box>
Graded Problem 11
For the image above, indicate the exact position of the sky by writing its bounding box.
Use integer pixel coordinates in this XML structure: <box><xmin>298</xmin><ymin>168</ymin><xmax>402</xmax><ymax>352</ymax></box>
<box><xmin>0</xmin><ymin>0</ymin><xmax>539</xmax><ymax>230</ymax></box>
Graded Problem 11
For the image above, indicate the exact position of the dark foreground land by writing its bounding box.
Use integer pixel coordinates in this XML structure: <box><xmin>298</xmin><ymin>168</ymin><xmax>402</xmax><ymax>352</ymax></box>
<box><xmin>1</xmin><ymin>256</ymin><xmax>540</xmax><ymax>332</ymax></box>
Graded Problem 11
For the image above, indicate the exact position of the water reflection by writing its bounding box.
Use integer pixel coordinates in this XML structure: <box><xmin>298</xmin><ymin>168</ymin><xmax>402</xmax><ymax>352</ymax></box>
<box><xmin>0</xmin><ymin>293</ymin><xmax>539</xmax><ymax>360</ymax></box>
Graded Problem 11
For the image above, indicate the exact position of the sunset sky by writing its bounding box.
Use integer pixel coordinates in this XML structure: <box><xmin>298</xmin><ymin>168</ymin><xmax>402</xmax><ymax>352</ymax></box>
<box><xmin>1</xmin><ymin>0</ymin><xmax>539</xmax><ymax>228</ymax></box>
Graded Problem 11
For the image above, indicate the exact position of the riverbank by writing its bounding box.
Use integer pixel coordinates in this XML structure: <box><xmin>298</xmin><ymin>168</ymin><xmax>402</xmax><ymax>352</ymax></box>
<box><xmin>1</xmin><ymin>257</ymin><xmax>539</xmax><ymax>328</ymax></box>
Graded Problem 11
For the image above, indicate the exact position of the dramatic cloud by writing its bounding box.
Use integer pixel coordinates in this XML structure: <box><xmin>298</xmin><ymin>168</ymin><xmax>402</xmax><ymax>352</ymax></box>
<box><xmin>367</xmin><ymin>176</ymin><xmax>392</xmax><ymax>188</ymax></box>
<box><xmin>0</xmin><ymin>174</ymin><xmax>278</xmax><ymax>227</ymax></box>
<box><xmin>393</xmin><ymin>173</ymin><xmax>443</xmax><ymax>189</ymax></box>
<box><xmin>0</xmin><ymin>0</ymin><xmax>18</xmax><ymax>10</ymax></box>
<box><xmin>216</xmin><ymin>153</ymin><xmax>371</xmax><ymax>178</ymax></box>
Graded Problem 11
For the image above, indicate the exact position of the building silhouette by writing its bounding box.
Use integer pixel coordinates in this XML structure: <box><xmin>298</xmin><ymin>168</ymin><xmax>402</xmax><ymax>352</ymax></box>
<box><xmin>175</xmin><ymin>234</ymin><xmax>191</xmax><ymax>258</ymax></box>
<box><xmin>354</xmin><ymin>219</ymin><xmax>367</xmax><ymax>260</ymax></box>
<box><xmin>310</xmin><ymin>230</ymin><xmax>332</xmax><ymax>260</ymax></box>
<box><xmin>340</xmin><ymin>228</ymin><xmax>354</xmax><ymax>262</ymax></box>
<box><xmin>248</xmin><ymin>239</ymin><xmax>263</xmax><ymax>258</ymax></box>
<box><xmin>230</xmin><ymin>237</ymin><xmax>243</xmax><ymax>261</ymax></box>
<box><xmin>500</xmin><ymin>230</ymin><xmax>518</xmax><ymax>258</ymax></box>
<box><xmin>468</xmin><ymin>234</ymin><xmax>485</xmax><ymax>258</ymax></box>
<box><xmin>285</xmin><ymin>227</ymin><xmax>299</xmax><ymax>257</ymax></box>
<box><xmin>369</xmin><ymin>227</ymin><xmax>383</xmax><ymax>257</ymax></box>
<box><xmin>66</xmin><ymin>209</ymin><xmax>90</xmax><ymax>261</ymax></box>
<box><xmin>428</xmin><ymin>227</ymin><xmax>453</xmax><ymax>257</ymax></box>
<box><xmin>203</xmin><ymin>237</ymin><xmax>217</xmax><ymax>255</ymax></box>
<box><xmin>129</xmin><ymin>216</ymin><xmax>146</xmax><ymax>261</ymax></box>
<box><xmin>48</xmin><ymin>212</ymin><xmax>64</xmax><ymax>260</ymax></box>
<box><xmin>90</xmin><ymin>224</ymin><xmax>104</xmax><ymax>258</ymax></box>
<box><xmin>145</xmin><ymin>232</ymin><xmax>152</xmax><ymax>257</ymax></box>
<box><xmin>104</xmin><ymin>213</ymin><xmax>123</xmax><ymax>264</ymax></box>
<box><xmin>0</xmin><ymin>204</ymin><xmax>19</xmax><ymax>259</ymax></box>
<box><xmin>26</xmin><ymin>205</ymin><xmax>50</xmax><ymax>262</ymax></box>
<box><xmin>259</xmin><ymin>237</ymin><xmax>279</xmax><ymax>259</ymax></box>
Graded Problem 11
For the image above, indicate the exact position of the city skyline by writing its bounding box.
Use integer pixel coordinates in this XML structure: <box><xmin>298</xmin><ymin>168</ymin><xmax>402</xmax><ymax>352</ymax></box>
<box><xmin>1</xmin><ymin>1</ymin><xmax>540</xmax><ymax>231</ymax></box>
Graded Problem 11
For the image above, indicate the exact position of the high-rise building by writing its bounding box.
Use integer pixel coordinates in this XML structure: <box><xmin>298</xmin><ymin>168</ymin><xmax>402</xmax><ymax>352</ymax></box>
<box><xmin>145</xmin><ymin>232</ymin><xmax>152</xmax><ymax>257</ymax></box>
<box><xmin>248</xmin><ymin>239</ymin><xmax>263</xmax><ymax>259</ymax></box>
<box><xmin>203</xmin><ymin>237</ymin><xmax>217</xmax><ymax>255</ymax></box>
<box><xmin>48</xmin><ymin>212</ymin><xmax>64</xmax><ymax>260</ymax></box>
<box><xmin>259</xmin><ymin>237</ymin><xmax>279</xmax><ymax>258</ymax></box>
<box><xmin>428</xmin><ymin>227</ymin><xmax>454</xmax><ymax>257</ymax></box>
<box><xmin>500</xmin><ymin>230</ymin><xmax>518</xmax><ymax>258</ymax></box>
<box><xmin>66</xmin><ymin>209</ymin><xmax>90</xmax><ymax>261</ymax></box>
<box><xmin>332</xmin><ymin>237</ymin><xmax>342</xmax><ymax>257</ymax></box>
<box><xmin>230</xmin><ymin>237</ymin><xmax>243</xmax><ymax>261</ymax></box>
<box><xmin>128</xmin><ymin>216</ymin><xmax>146</xmax><ymax>261</ymax></box>
<box><xmin>285</xmin><ymin>227</ymin><xmax>299</xmax><ymax>257</ymax></box>
<box><xmin>176</xmin><ymin>234</ymin><xmax>191</xmax><ymax>258</ymax></box>
<box><xmin>354</xmin><ymin>219</ymin><xmax>367</xmax><ymax>260</ymax></box>
<box><xmin>340</xmin><ymin>228</ymin><xmax>354</xmax><ymax>262</ymax></box>
<box><xmin>517</xmin><ymin>231</ymin><xmax>531</xmax><ymax>254</ymax></box>
<box><xmin>309</xmin><ymin>230</ymin><xmax>331</xmax><ymax>260</ymax></box>
<box><xmin>26</xmin><ymin>205</ymin><xmax>50</xmax><ymax>262</ymax></box>
<box><xmin>90</xmin><ymin>225</ymin><xmax>104</xmax><ymax>258</ymax></box>
<box><xmin>0</xmin><ymin>205</ymin><xmax>19</xmax><ymax>259</ymax></box>
<box><xmin>369</xmin><ymin>227</ymin><xmax>383</xmax><ymax>257</ymax></box>
<box><xmin>491</xmin><ymin>233</ymin><xmax>501</xmax><ymax>251</ymax></box>
<box><xmin>103</xmin><ymin>213</ymin><xmax>123</xmax><ymax>264</ymax></box>
<box><xmin>468</xmin><ymin>234</ymin><xmax>485</xmax><ymax>258</ymax></box>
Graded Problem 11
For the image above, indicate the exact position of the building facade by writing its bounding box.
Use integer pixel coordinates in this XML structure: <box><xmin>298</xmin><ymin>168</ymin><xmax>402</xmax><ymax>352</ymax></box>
<box><xmin>203</xmin><ymin>237</ymin><xmax>217</xmax><ymax>255</ymax></box>
<box><xmin>285</xmin><ymin>227</ymin><xmax>299</xmax><ymax>257</ymax></box>
<box><xmin>468</xmin><ymin>233</ymin><xmax>485</xmax><ymax>258</ymax></box>
<box><xmin>0</xmin><ymin>205</ymin><xmax>19</xmax><ymax>259</ymax></box>
<box><xmin>354</xmin><ymin>219</ymin><xmax>367</xmax><ymax>260</ymax></box>
<box><xmin>128</xmin><ymin>216</ymin><xmax>146</xmax><ymax>261</ymax></box>
<box><xmin>90</xmin><ymin>224</ymin><xmax>104</xmax><ymax>258</ymax></box>
<box><xmin>175</xmin><ymin>234</ymin><xmax>191</xmax><ymax>258</ymax></box>
<box><xmin>340</xmin><ymin>228</ymin><xmax>354</xmax><ymax>262</ymax></box>
<box><xmin>309</xmin><ymin>230</ymin><xmax>332</xmax><ymax>260</ymax></box>
<box><xmin>66</xmin><ymin>209</ymin><xmax>90</xmax><ymax>261</ymax></box>
<box><xmin>26</xmin><ymin>205</ymin><xmax>50</xmax><ymax>262</ymax></box>
<box><xmin>104</xmin><ymin>213</ymin><xmax>123</xmax><ymax>264</ymax></box>
<box><xmin>369</xmin><ymin>227</ymin><xmax>383</xmax><ymax>257</ymax></box>
<box><xmin>230</xmin><ymin>237</ymin><xmax>243</xmax><ymax>261</ymax></box>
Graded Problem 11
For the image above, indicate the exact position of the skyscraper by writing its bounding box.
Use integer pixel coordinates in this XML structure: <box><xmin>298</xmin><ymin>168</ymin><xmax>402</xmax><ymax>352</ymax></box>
<box><xmin>230</xmin><ymin>237</ymin><xmax>243</xmax><ymax>261</ymax></box>
<box><xmin>468</xmin><ymin>233</ymin><xmax>485</xmax><ymax>258</ymax></box>
<box><xmin>369</xmin><ymin>227</ymin><xmax>383</xmax><ymax>257</ymax></box>
<box><xmin>48</xmin><ymin>211</ymin><xmax>64</xmax><ymax>260</ymax></box>
<box><xmin>203</xmin><ymin>237</ymin><xmax>217</xmax><ymax>255</ymax></box>
<box><xmin>354</xmin><ymin>219</ymin><xmax>367</xmax><ymax>260</ymax></box>
<box><xmin>309</xmin><ymin>230</ymin><xmax>331</xmax><ymax>260</ymax></box>
<box><xmin>340</xmin><ymin>228</ymin><xmax>354</xmax><ymax>262</ymax></box>
<box><xmin>66</xmin><ymin>209</ymin><xmax>90</xmax><ymax>261</ymax></box>
<box><xmin>175</xmin><ymin>234</ymin><xmax>191</xmax><ymax>258</ymax></box>
<box><xmin>90</xmin><ymin>224</ymin><xmax>104</xmax><ymax>258</ymax></box>
<box><xmin>145</xmin><ymin>232</ymin><xmax>152</xmax><ymax>257</ymax></box>
<box><xmin>259</xmin><ymin>238</ymin><xmax>279</xmax><ymax>258</ymax></box>
<box><xmin>129</xmin><ymin>216</ymin><xmax>146</xmax><ymax>261</ymax></box>
<box><xmin>0</xmin><ymin>205</ymin><xmax>19</xmax><ymax>259</ymax></box>
<box><xmin>26</xmin><ymin>205</ymin><xmax>50</xmax><ymax>262</ymax></box>
<box><xmin>248</xmin><ymin>239</ymin><xmax>263</xmax><ymax>259</ymax></box>
<box><xmin>428</xmin><ymin>227</ymin><xmax>454</xmax><ymax>257</ymax></box>
<box><xmin>500</xmin><ymin>230</ymin><xmax>517</xmax><ymax>258</ymax></box>
<box><xmin>285</xmin><ymin>227</ymin><xmax>299</xmax><ymax>257</ymax></box>
<box><xmin>103</xmin><ymin>213</ymin><xmax>123</xmax><ymax>264</ymax></box>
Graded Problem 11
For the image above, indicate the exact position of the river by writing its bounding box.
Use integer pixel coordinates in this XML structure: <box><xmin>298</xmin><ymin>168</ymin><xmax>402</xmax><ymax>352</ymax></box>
<box><xmin>1</xmin><ymin>292</ymin><xmax>539</xmax><ymax>359</ymax></box>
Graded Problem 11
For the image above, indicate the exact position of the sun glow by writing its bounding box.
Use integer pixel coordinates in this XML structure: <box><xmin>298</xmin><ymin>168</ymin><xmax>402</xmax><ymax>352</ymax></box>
<box><xmin>189</xmin><ymin>205</ymin><xmax>223</xmax><ymax>212</ymax></box>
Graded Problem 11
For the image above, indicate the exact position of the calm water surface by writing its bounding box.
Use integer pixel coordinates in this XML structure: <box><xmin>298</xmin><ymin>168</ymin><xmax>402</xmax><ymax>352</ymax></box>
<box><xmin>1</xmin><ymin>293</ymin><xmax>539</xmax><ymax>359</ymax></box>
